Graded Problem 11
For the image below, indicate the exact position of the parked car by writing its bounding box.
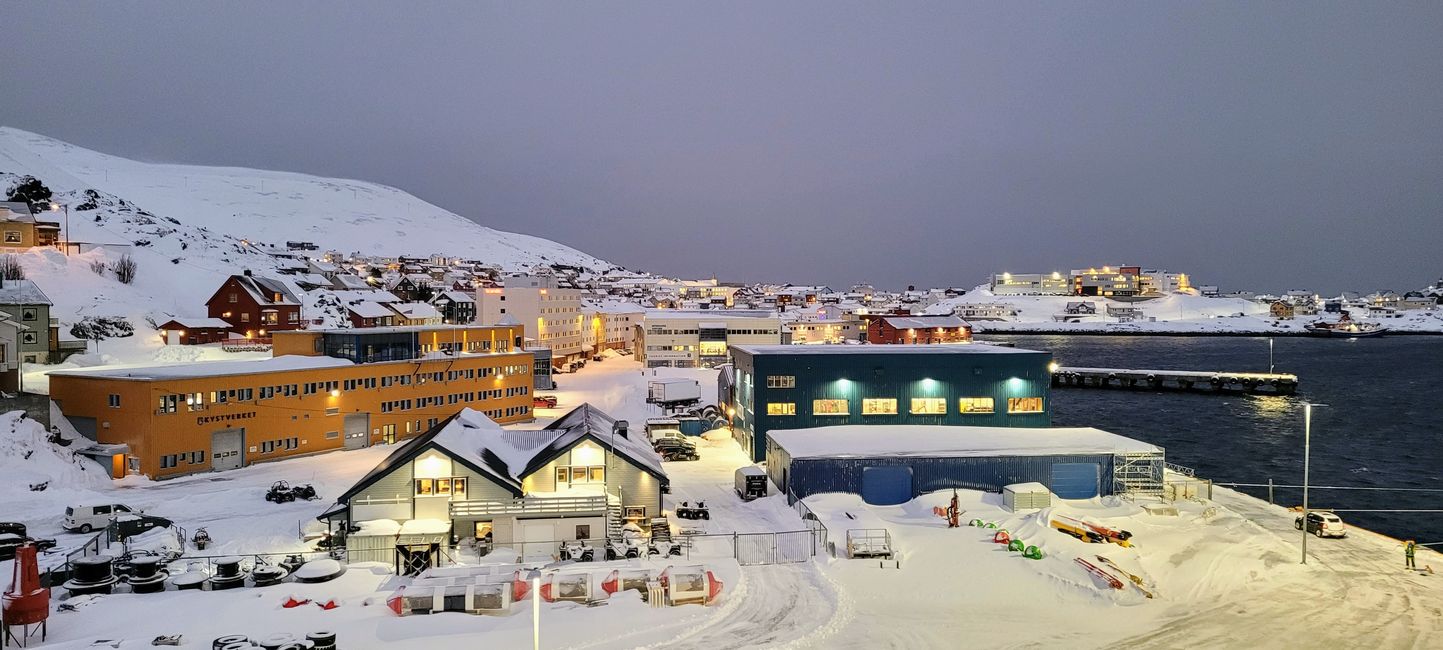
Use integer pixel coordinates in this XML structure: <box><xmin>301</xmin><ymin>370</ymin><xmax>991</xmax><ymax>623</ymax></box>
<box><xmin>655</xmin><ymin>439</ymin><xmax>700</xmax><ymax>462</ymax></box>
<box><xmin>652</xmin><ymin>437</ymin><xmax>697</xmax><ymax>454</ymax></box>
<box><xmin>1295</xmin><ymin>511</ymin><xmax>1347</xmax><ymax>538</ymax></box>
<box><xmin>112</xmin><ymin>514</ymin><xmax>173</xmax><ymax>540</ymax></box>
<box><xmin>64</xmin><ymin>504</ymin><xmax>139</xmax><ymax>533</ymax></box>
<box><xmin>533</xmin><ymin>395</ymin><xmax>559</xmax><ymax>408</ymax></box>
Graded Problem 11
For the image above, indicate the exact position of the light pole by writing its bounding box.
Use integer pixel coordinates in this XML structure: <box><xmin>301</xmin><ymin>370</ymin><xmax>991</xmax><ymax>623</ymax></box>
<box><xmin>528</xmin><ymin>568</ymin><xmax>542</xmax><ymax>650</ymax></box>
<box><xmin>49</xmin><ymin>202</ymin><xmax>69</xmax><ymax>256</ymax></box>
<box><xmin>1269</xmin><ymin>337</ymin><xmax>1275</xmax><ymax>374</ymax></box>
<box><xmin>1301</xmin><ymin>402</ymin><xmax>1327</xmax><ymax>564</ymax></box>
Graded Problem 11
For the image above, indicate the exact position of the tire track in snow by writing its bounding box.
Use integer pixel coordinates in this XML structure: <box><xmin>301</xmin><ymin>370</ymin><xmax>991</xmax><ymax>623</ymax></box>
<box><xmin>659</xmin><ymin>563</ymin><xmax>839</xmax><ymax>650</ymax></box>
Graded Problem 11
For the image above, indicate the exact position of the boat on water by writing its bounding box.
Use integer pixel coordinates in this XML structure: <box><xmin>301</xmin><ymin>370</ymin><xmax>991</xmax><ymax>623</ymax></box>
<box><xmin>1304</xmin><ymin>316</ymin><xmax>1387</xmax><ymax>338</ymax></box>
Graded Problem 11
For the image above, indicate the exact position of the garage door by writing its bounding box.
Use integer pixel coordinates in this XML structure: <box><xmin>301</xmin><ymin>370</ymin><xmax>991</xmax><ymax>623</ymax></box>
<box><xmin>861</xmin><ymin>466</ymin><xmax>913</xmax><ymax>506</ymax></box>
<box><xmin>1050</xmin><ymin>463</ymin><xmax>1100</xmax><ymax>499</ymax></box>
<box><xmin>343</xmin><ymin>413</ymin><xmax>369</xmax><ymax>450</ymax></box>
<box><xmin>211</xmin><ymin>428</ymin><xmax>245</xmax><ymax>471</ymax></box>
<box><xmin>520</xmin><ymin>523</ymin><xmax>554</xmax><ymax>560</ymax></box>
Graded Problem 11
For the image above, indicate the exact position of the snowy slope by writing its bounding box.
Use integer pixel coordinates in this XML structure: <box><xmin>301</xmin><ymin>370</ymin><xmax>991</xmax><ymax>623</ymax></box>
<box><xmin>0</xmin><ymin>127</ymin><xmax>612</xmax><ymax>268</ymax></box>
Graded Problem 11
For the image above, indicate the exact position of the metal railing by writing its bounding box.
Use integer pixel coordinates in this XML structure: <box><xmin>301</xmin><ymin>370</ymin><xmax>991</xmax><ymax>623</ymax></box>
<box><xmin>1165</xmin><ymin>462</ymin><xmax>1197</xmax><ymax>477</ymax></box>
<box><xmin>450</xmin><ymin>495</ymin><xmax>608</xmax><ymax>517</ymax></box>
<box><xmin>789</xmin><ymin>488</ymin><xmax>832</xmax><ymax>556</ymax></box>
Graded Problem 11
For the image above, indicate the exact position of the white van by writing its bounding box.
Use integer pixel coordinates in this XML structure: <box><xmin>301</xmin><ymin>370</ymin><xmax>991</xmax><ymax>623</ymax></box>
<box><xmin>63</xmin><ymin>504</ymin><xmax>139</xmax><ymax>533</ymax></box>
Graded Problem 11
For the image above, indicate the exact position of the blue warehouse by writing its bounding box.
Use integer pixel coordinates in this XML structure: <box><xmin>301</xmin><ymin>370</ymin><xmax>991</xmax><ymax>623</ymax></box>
<box><xmin>766</xmin><ymin>425</ymin><xmax>1165</xmax><ymax>504</ymax></box>
<box><xmin>728</xmin><ymin>344</ymin><xmax>1054</xmax><ymax>462</ymax></box>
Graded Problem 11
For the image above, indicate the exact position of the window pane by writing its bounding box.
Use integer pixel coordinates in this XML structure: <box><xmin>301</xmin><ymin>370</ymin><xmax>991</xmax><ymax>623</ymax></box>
<box><xmin>1008</xmin><ymin>397</ymin><xmax>1044</xmax><ymax>414</ymax></box>
<box><xmin>416</xmin><ymin>478</ymin><xmax>434</xmax><ymax>495</ymax></box>
<box><xmin>437</xmin><ymin>478</ymin><xmax>452</xmax><ymax>494</ymax></box>
<box><xmin>556</xmin><ymin>468</ymin><xmax>568</xmax><ymax>484</ymax></box>
<box><xmin>959</xmin><ymin>397</ymin><xmax>995</xmax><ymax>413</ymax></box>
<box><xmin>813</xmin><ymin>399</ymin><xmax>849</xmax><ymax>415</ymax></box>
<box><xmin>910</xmin><ymin>398</ymin><xmax>946</xmax><ymax>414</ymax></box>
<box><xmin>861</xmin><ymin>398</ymin><xmax>896</xmax><ymax>415</ymax></box>
<box><xmin>766</xmin><ymin>402</ymin><xmax>796</xmax><ymax>416</ymax></box>
<box><xmin>589</xmin><ymin>467</ymin><xmax>605</xmax><ymax>482</ymax></box>
<box><xmin>571</xmin><ymin>468</ymin><xmax>587</xmax><ymax>482</ymax></box>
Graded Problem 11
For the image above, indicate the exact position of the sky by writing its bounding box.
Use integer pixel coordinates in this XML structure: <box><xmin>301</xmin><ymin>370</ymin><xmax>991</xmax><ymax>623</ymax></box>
<box><xmin>3</xmin><ymin>2</ymin><xmax>1441</xmax><ymax>293</ymax></box>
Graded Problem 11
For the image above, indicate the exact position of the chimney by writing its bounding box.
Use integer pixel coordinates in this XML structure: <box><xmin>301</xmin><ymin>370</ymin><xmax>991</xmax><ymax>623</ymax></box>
<box><xmin>243</xmin><ymin>269</ymin><xmax>253</xmax><ymax>277</ymax></box>
<box><xmin>613</xmin><ymin>420</ymin><xmax>629</xmax><ymax>438</ymax></box>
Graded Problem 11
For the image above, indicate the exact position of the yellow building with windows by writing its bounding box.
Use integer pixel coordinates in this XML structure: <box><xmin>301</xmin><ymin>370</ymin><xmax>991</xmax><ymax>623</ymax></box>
<box><xmin>49</xmin><ymin>324</ymin><xmax>535</xmax><ymax>479</ymax></box>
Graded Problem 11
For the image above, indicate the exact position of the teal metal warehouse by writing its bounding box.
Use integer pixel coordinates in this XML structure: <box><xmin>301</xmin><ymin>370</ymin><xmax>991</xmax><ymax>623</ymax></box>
<box><xmin>729</xmin><ymin>344</ymin><xmax>1053</xmax><ymax>462</ymax></box>
<box><xmin>765</xmin><ymin>425</ymin><xmax>1165</xmax><ymax>504</ymax></box>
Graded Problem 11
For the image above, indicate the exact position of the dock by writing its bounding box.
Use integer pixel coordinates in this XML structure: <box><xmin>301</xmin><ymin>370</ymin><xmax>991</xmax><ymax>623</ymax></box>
<box><xmin>1051</xmin><ymin>367</ymin><xmax>1298</xmax><ymax>395</ymax></box>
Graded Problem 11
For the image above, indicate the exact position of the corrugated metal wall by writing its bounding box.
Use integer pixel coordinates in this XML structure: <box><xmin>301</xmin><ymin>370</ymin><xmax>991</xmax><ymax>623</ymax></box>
<box><xmin>777</xmin><ymin>453</ymin><xmax>1141</xmax><ymax>503</ymax></box>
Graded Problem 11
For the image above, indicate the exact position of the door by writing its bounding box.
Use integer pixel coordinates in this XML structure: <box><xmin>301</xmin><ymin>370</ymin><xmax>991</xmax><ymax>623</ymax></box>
<box><xmin>344</xmin><ymin>413</ymin><xmax>369</xmax><ymax>450</ymax></box>
<box><xmin>166</xmin><ymin>330</ymin><xmax>180</xmax><ymax>345</ymax></box>
<box><xmin>521</xmin><ymin>522</ymin><xmax>554</xmax><ymax>560</ymax></box>
<box><xmin>861</xmin><ymin>466</ymin><xmax>913</xmax><ymax>506</ymax></box>
<box><xmin>1050</xmin><ymin>463</ymin><xmax>1101</xmax><ymax>499</ymax></box>
<box><xmin>211</xmin><ymin>428</ymin><xmax>245</xmax><ymax>471</ymax></box>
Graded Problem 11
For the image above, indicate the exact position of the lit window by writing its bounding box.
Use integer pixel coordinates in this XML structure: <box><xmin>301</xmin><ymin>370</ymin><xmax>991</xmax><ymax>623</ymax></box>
<box><xmin>861</xmin><ymin>398</ymin><xmax>896</xmax><ymax>415</ymax></box>
<box><xmin>910</xmin><ymin>398</ymin><xmax>946</xmax><ymax>415</ymax></box>
<box><xmin>959</xmin><ymin>397</ymin><xmax>995</xmax><ymax>414</ymax></box>
<box><xmin>766</xmin><ymin>402</ymin><xmax>796</xmax><ymax>416</ymax></box>
<box><xmin>812</xmin><ymin>399</ymin><xmax>849</xmax><ymax>415</ymax></box>
<box><xmin>1008</xmin><ymin>397</ymin><xmax>1044</xmax><ymax>414</ymax></box>
<box><xmin>766</xmin><ymin>375</ymin><xmax>796</xmax><ymax>389</ymax></box>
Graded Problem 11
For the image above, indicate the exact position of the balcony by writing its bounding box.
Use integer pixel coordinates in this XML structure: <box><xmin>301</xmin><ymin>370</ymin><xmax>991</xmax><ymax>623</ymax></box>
<box><xmin>449</xmin><ymin>494</ymin><xmax>609</xmax><ymax>518</ymax></box>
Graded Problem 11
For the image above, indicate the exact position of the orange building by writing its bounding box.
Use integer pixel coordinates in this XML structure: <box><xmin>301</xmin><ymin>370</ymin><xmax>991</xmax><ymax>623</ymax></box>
<box><xmin>49</xmin><ymin>324</ymin><xmax>536</xmax><ymax>479</ymax></box>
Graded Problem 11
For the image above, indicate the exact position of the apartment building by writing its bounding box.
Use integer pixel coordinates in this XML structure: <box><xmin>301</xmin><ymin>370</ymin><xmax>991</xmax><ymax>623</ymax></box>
<box><xmin>635</xmin><ymin>310</ymin><xmax>783</xmax><ymax>368</ymax></box>
<box><xmin>476</xmin><ymin>274</ymin><xmax>585</xmax><ymax>366</ymax></box>
<box><xmin>582</xmin><ymin>301</ymin><xmax>644</xmax><ymax>354</ymax></box>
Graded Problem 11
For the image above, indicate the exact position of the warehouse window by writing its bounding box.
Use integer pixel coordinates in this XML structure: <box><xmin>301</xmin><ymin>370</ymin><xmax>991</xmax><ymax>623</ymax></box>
<box><xmin>958</xmin><ymin>397</ymin><xmax>995</xmax><ymax>414</ymax></box>
<box><xmin>766</xmin><ymin>402</ymin><xmax>796</xmax><ymax>416</ymax></box>
<box><xmin>812</xmin><ymin>399</ymin><xmax>849</xmax><ymax>415</ymax></box>
<box><xmin>108</xmin><ymin>394</ymin><xmax>121</xmax><ymax>408</ymax></box>
<box><xmin>910</xmin><ymin>398</ymin><xmax>946</xmax><ymax>415</ymax></box>
<box><xmin>862</xmin><ymin>398</ymin><xmax>897</xmax><ymax>415</ymax></box>
<box><xmin>1008</xmin><ymin>397</ymin><xmax>1044</xmax><ymax>414</ymax></box>
<box><xmin>766</xmin><ymin>375</ymin><xmax>796</xmax><ymax>389</ymax></box>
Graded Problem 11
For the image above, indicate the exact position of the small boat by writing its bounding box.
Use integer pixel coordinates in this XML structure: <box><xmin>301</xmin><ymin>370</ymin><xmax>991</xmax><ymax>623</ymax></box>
<box><xmin>1304</xmin><ymin>319</ymin><xmax>1387</xmax><ymax>338</ymax></box>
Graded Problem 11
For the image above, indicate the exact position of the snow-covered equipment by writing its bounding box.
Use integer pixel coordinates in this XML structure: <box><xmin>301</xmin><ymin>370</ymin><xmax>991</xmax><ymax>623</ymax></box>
<box><xmin>676</xmin><ymin>501</ymin><xmax>710</xmax><ymax>520</ymax></box>
<box><xmin>1095</xmin><ymin>556</ymin><xmax>1154</xmax><ymax>598</ymax></box>
<box><xmin>658</xmin><ymin>565</ymin><xmax>723</xmax><ymax>606</ymax></box>
<box><xmin>1022</xmin><ymin>546</ymin><xmax>1044</xmax><ymax>560</ymax></box>
<box><xmin>993</xmin><ymin>530</ymin><xmax>1011</xmax><ymax>545</ymax></box>
<box><xmin>540</xmin><ymin>572</ymin><xmax>596</xmax><ymax>603</ymax></box>
<box><xmin>735</xmin><ymin>466</ymin><xmax>768</xmax><ymax>501</ymax></box>
<box><xmin>385</xmin><ymin>582</ymin><xmax>517</xmax><ymax>616</ymax></box>
<box><xmin>306</xmin><ymin>631</ymin><xmax>336</xmax><ymax>650</ymax></box>
<box><xmin>212</xmin><ymin>635</ymin><xmax>249</xmax><ymax>649</ymax></box>
<box><xmin>1002</xmin><ymin>482</ymin><xmax>1052</xmax><ymax>512</ymax></box>
<box><xmin>266</xmin><ymin>481</ymin><xmax>297</xmax><ymax>504</ymax></box>
<box><xmin>845</xmin><ymin>529</ymin><xmax>893</xmax><ymax>559</ymax></box>
<box><xmin>3</xmin><ymin>543</ymin><xmax>49</xmax><ymax>648</ymax></box>
<box><xmin>1074</xmin><ymin>557</ymin><xmax>1124</xmax><ymax>590</ymax></box>
<box><xmin>1007</xmin><ymin>539</ymin><xmax>1024</xmax><ymax>552</ymax></box>
<box><xmin>207</xmin><ymin>557</ymin><xmax>248</xmax><ymax>591</ymax></box>
<box><xmin>191</xmin><ymin>528</ymin><xmax>211</xmax><ymax>551</ymax></box>
<box><xmin>292</xmin><ymin>559</ymin><xmax>345</xmax><ymax>584</ymax></box>
<box><xmin>124</xmin><ymin>555</ymin><xmax>169</xmax><ymax>594</ymax></box>
<box><xmin>558</xmin><ymin>540</ymin><xmax>597</xmax><ymax>562</ymax></box>
<box><xmin>250</xmin><ymin>564</ymin><xmax>288</xmax><ymax>587</ymax></box>
<box><xmin>1051</xmin><ymin>515</ymin><xmax>1132</xmax><ymax>547</ymax></box>
<box><xmin>933</xmin><ymin>491</ymin><xmax>963</xmax><ymax>527</ymax></box>
<box><xmin>171</xmin><ymin>565</ymin><xmax>209</xmax><ymax>591</ymax></box>
<box><xmin>647</xmin><ymin>518</ymin><xmax>683</xmax><ymax>557</ymax></box>
<box><xmin>290</xmin><ymin>484</ymin><xmax>319</xmax><ymax>501</ymax></box>
<box><xmin>601</xmin><ymin>569</ymin><xmax>657</xmax><ymax>597</ymax></box>
<box><xmin>63</xmin><ymin>555</ymin><xmax>118</xmax><ymax>596</ymax></box>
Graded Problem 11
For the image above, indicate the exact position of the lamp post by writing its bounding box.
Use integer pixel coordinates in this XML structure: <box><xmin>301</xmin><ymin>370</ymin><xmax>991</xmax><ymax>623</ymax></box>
<box><xmin>1301</xmin><ymin>402</ymin><xmax>1327</xmax><ymax>564</ymax></box>
<box><xmin>528</xmin><ymin>567</ymin><xmax>542</xmax><ymax>650</ymax></box>
<box><xmin>1269</xmin><ymin>337</ymin><xmax>1275</xmax><ymax>374</ymax></box>
<box><xmin>49</xmin><ymin>202</ymin><xmax>69</xmax><ymax>256</ymax></box>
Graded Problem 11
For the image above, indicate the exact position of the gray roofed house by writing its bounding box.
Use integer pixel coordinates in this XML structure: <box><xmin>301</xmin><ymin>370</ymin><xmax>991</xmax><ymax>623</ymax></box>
<box><xmin>0</xmin><ymin>277</ymin><xmax>67</xmax><ymax>363</ymax></box>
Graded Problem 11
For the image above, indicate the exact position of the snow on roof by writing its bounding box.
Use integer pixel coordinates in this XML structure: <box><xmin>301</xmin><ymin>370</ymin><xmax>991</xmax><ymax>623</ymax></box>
<box><xmin>1005</xmin><ymin>482</ymin><xmax>1050</xmax><ymax>493</ymax></box>
<box><xmin>399</xmin><ymin>519</ymin><xmax>452</xmax><ymax>536</ymax></box>
<box><xmin>435</xmin><ymin>290</ymin><xmax>475</xmax><ymax>303</ymax></box>
<box><xmin>645</xmin><ymin>309</ymin><xmax>777</xmax><ymax>320</ymax></box>
<box><xmin>881</xmin><ymin>315</ymin><xmax>967</xmax><ymax>329</ymax></box>
<box><xmin>732</xmin><ymin>343</ymin><xmax>1041</xmax><ymax>356</ymax></box>
<box><xmin>331</xmin><ymin>275</ymin><xmax>374</xmax><ymax>290</ymax></box>
<box><xmin>47</xmin><ymin>355</ymin><xmax>354</xmax><ymax>381</ymax></box>
<box><xmin>159</xmin><ymin>317</ymin><xmax>233</xmax><ymax>329</ymax></box>
<box><xmin>0</xmin><ymin>279</ymin><xmax>53</xmax><ymax>306</ymax></box>
<box><xmin>768</xmin><ymin>425</ymin><xmax>1161</xmax><ymax>459</ymax></box>
<box><xmin>391</xmin><ymin>302</ymin><xmax>441</xmax><ymax>319</ymax></box>
<box><xmin>347</xmin><ymin>301</ymin><xmax>395</xmax><ymax>319</ymax></box>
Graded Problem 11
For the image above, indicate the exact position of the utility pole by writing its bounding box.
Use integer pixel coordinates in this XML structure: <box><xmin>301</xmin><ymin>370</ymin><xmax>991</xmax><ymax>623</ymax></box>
<box><xmin>1301</xmin><ymin>402</ymin><xmax>1326</xmax><ymax>564</ymax></box>
<box><xmin>1269</xmin><ymin>337</ymin><xmax>1275</xmax><ymax>374</ymax></box>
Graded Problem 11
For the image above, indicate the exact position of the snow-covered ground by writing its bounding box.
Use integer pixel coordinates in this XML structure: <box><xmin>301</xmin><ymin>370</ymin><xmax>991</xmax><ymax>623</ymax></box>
<box><xmin>930</xmin><ymin>287</ymin><xmax>1443</xmax><ymax>335</ymax></box>
<box><xmin>5</xmin><ymin>356</ymin><xmax>1442</xmax><ymax>649</ymax></box>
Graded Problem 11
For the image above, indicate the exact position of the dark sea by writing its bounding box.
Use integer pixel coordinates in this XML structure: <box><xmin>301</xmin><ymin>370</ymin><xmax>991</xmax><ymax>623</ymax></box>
<box><xmin>983</xmin><ymin>334</ymin><xmax>1443</xmax><ymax>544</ymax></box>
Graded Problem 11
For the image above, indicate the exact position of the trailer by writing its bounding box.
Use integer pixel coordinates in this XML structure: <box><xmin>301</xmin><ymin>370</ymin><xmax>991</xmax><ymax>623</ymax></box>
<box><xmin>647</xmin><ymin>379</ymin><xmax>702</xmax><ymax>409</ymax></box>
<box><xmin>845</xmin><ymin>529</ymin><xmax>893</xmax><ymax>559</ymax></box>
<box><xmin>734</xmin><ymin>466</ymin><xmax>768</xmax><ymax>501</ymax></box>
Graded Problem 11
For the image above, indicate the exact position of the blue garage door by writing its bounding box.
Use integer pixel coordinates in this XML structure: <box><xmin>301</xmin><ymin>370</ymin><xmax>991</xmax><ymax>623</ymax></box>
<box><xmin>861</xmin><ymin>466</ymin><xmax>913</xmax><ymax>505</ymax></box>
<box><xmin>1050</xmin><ymin>463</ymin><xmax>1100</xmax><ymax>499</ymax></box>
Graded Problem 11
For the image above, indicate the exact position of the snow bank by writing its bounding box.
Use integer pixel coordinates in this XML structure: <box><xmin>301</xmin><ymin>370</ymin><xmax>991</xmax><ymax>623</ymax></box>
<box><xmin>0</xmin><ymin>410</ymin><xmax>109</xmax><ymax>493</ymax></box>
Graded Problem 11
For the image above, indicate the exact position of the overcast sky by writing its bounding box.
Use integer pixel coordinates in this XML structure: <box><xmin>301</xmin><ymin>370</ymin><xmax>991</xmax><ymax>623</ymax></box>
<box><xmin>4</xmin><ymin>2</ymin><xmax>1441</xmax><ymax>293</ymax></box>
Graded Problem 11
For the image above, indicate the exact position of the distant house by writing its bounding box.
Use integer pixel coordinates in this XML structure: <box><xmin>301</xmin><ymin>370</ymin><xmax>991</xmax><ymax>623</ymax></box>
<box><xmin>1106</xmin><ymin>305</ymin><xmax>1145</xmax><ymax>322</ymax></box>
<box><xmin>321</xmin><ymin>405</ymin><xmax>666</xmax><ymax>562</ymax></box>
<box><xmin>1269</xmin><ymin>301</ymin><xmax>1295</xmax><ymax>320</ymax></box>
<box><xmin>204</xmin><ymin>271</ymin><xmax>303</xmax><ymax>338</ymax></box>
<box><xmin>0</xmin><ymin>201</ymin><xmax>61</xmax><ymax>249</ymax></box>
<box><xmin>389</xmin><ymin>302</ymin><xmax>443</xmax><ymax>327</ymax></box>
<box><xmin>331</xmin><ymin>274</ymin><xmax>375</xmax><ymax>291</ymax></box>
<box><xmin>867</xmin><ymin>315</ymin><xmax>971</xmax><ymax>344</ymax></box>
<box><xmin>1064</xmin><ymin>301</ymin><xmax>1098</xmax><ymax>315</ymax></box>
<box><xmin>0</xmin><ymin>313</ymin><xmax>26</xmax><ymax>391</ymax></box>
<box><xmin>156</xmin><ymin>318</ymin><xmax>234</xmax><ymax>345</ymax></box>
<box><xmin>432</xmin><ymin>291</ymin><xmax>477</xmax><ymax>324</ymax></box>
<box><xmin>346</xmin><ymin>301</ymin><xmax>397</xmax><ymax>328</ymax></box>
<box><xmin>0</xmin><ymin>277</ymin><xmax>83</xmax><ymax>363</ymax></box>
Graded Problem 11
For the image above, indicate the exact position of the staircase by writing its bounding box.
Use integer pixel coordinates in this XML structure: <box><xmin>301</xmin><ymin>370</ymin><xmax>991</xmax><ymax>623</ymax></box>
<box><xmin>649</xmin><ymin>517</ymin><xmax>672</xmax><ymax>544</ymax></box>
<box><xmin>1113</xmin><ymin>452</ymin><xmax>1165</xmax><ymax>498</ymax></box>
<box><xmin>605</xmin><ymin>495</ymin><xmax>624</xmax><ymax>541</ymax></box>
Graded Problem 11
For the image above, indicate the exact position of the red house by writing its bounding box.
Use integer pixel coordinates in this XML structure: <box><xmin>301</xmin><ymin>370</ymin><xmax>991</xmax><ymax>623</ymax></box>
<box><xmin>205</xmin><ymin>271</ymin><xmax>303</xmax><ymax>338</ymax></box>
<box><xmin>157</xmin><ymin>318</ymin><xmax>235</xmax><ymax>345</ymax></box>
<box><xmin>867</xmin><ymin>315</ymin><xmax>971</xmax><ymax>344</ymax></box>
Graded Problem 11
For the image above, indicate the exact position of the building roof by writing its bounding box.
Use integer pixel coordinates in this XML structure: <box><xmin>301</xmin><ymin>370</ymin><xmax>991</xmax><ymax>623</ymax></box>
<box><xmin>390</xmin><ymin>302</ymin><xmax>441</xmax><ymax>320</ymax></box>
<box><xmin>732</xmin><ymin>343</ymin><xmax>1040</xmax><ymax>356</ymax></box>
<box><xmin>0</xmin><ymin>202</ymin><xmax>36</xmax><ymax>222</ymax></box>
<box><xmin>331</xmin><ymin>274</ymin><xmax>374</xmax><ymax>290</ymax></box>
<box><xmin>644</xmin><ymin>309</ymin><xmax>778</xmax><ymax>320</ymax></box>
<box><xmin>522</xmin><ymin>403</ymin><xmax>666</xmax><ymax>480</ymax></box>
<box><xmin>0</xmin><ymin>279</ymin><xmax>53</xmax><ymax>306</ymax></box>
<box><xmin>879</xmin><ymin>315</ymin><xmax>967</xmax><ymax>329</ymax></box>
<box><xmin>158</xmin><ymin>317</ymin><xmax>234</xmax><ymax>330</ymax></box>
<box><xmin>768</xmin><ymin>425</ymin><xmax>1161</xmax><ymax>459</ymax></box>
<box><xmin>346</xmin><ymin>301</ymin><xmax>395</xmax><ymax>319</ymax></box>
<box><xmin>273</xmin><ymin>323</ymin><xmax>511</xmax><ymax>336</ymax></box>
<box><xmin>434</xmin><ymin>290</ymin><xmax>475</xmax><ymax>304</ymax></box>
<box><xmin>47</xmin><ymin>355</ymin><xmax>354</xmax><ymax>381</ymax></box>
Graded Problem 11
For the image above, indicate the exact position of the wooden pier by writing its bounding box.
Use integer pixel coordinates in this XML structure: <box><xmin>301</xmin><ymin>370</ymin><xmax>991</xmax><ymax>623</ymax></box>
<box><xmin>1051</xmin><ymin>367</ymin><xmax>1298</xmax><ymax>395</ymax></box>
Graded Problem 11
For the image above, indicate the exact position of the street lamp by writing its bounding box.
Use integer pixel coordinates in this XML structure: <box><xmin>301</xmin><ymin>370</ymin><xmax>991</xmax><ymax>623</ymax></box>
<box><xmin>527</xmin><ymin>568</ymin><xmax>542</xmax><ymax>650</ymax></box>
<box><xmin>1301</xmin><ymin>402</ymin><xmax>1327</xmax><ymax>564</ymax></box>
<box><xmin>49</xmin><ymin>202</ymin><xmax>69</xmax><ymax>256</ymax></box>
<box><xmin>1268</xmin><ymin>337</ymin><xmax>1275</xmax><ymax>374</ymax></box>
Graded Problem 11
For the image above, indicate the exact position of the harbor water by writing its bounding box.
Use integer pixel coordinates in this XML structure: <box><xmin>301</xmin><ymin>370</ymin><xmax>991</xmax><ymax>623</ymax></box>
<box><xmin>984</xmin><ymin>334</ymin><xmax>1443</xmax><ymax>544</ymax></box>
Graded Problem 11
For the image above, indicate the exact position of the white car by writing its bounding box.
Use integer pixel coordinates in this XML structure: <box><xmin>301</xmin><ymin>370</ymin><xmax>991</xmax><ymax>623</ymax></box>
<box><xmin>64</xmin><ymin>504</ymin><xmax>139</xmax><ymax>533</ymax></box>
<box><xmin>1295</xmin><ymin>511</ymin><xmax>1347</xmax><ymax>538</ymax></box>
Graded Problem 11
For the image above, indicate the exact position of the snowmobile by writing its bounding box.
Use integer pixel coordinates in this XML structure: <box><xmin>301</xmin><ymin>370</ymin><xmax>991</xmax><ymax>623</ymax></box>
<box><xmin>290</xmin><ymin>483</ymin><xmax>320</xmax><ymax>501</ymax></box>
<box><xmin>191</xmin><ymin>527</ymin><xmax>211</xmax><ymax>550</ymax></box>
<box><xmin>676</xmin><ymin>501</ymin><xmax>710</xmax><ymax>520</ymax></box>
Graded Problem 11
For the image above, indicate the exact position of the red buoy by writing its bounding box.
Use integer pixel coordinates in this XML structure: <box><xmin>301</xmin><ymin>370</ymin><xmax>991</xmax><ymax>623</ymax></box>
<box><xmin>2</xmin><ymin>544</ymin><xmax>50</xmax><ymax>647</ymax></box>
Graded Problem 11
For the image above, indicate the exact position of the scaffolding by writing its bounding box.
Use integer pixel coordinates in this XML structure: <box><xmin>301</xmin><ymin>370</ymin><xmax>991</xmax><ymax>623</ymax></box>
<box><xmin>1113</xmin><ymin>451</ymin><xmax>1165</xmax><ymax>497</ymax></box>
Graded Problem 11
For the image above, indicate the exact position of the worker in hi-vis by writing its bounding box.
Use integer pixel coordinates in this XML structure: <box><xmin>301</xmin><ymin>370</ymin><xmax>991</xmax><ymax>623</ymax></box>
<box><xmin>1405</xmin><ymin>540</ymin><xmax>1417</xmax><ymax>570</ymax></box>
